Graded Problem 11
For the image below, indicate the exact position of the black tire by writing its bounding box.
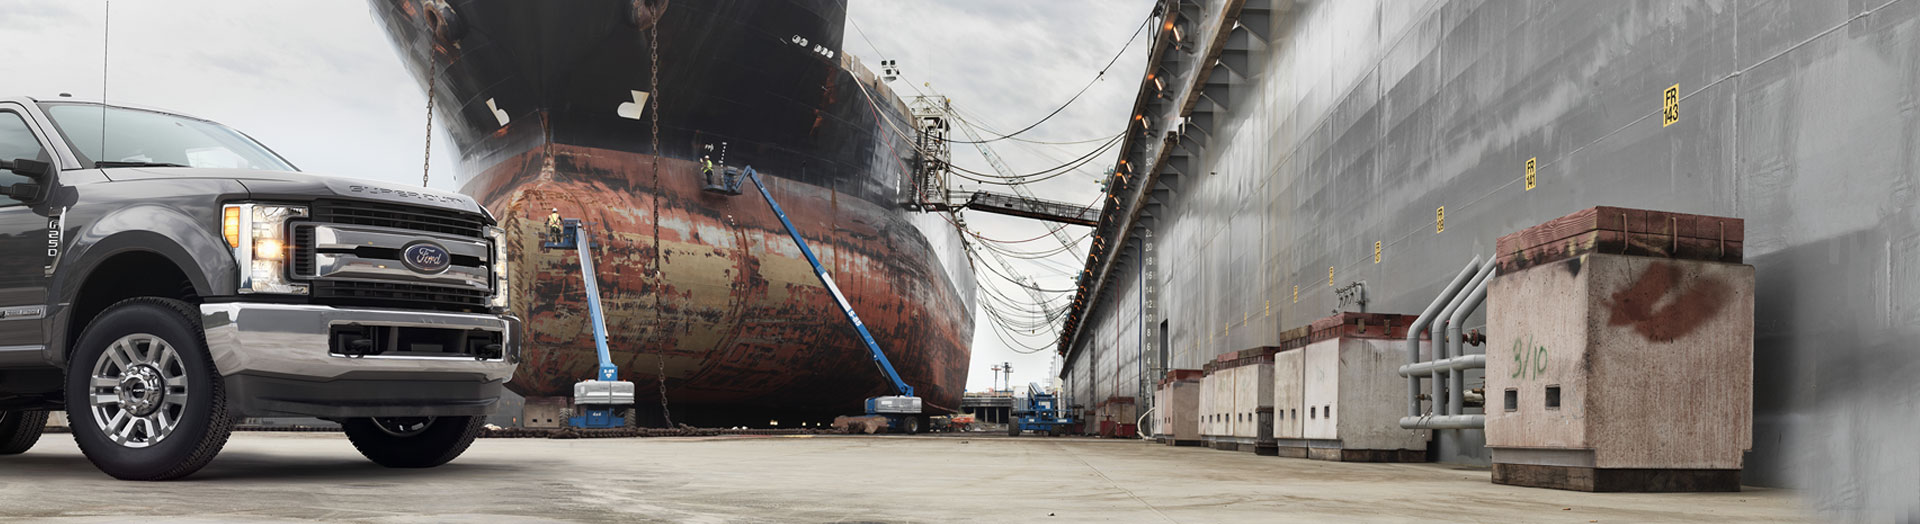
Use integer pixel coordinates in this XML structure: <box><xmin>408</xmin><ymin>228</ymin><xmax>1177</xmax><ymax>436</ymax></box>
<box><xmin>0</xmin><ymin>410</ymin><xmax>49</xmax><ymax>455</ymax></box>
<box><xmin>1007</xmin><ymin>424</ymin><xmax>1021</xmax><ymax>437</ymax></box>
<box><xmin>343</xmin><ymin>416</ymin><xmax>486</xmax><ymax>468</ymax></box>
<box><xmin>902</xmin><ymin>415</ymin><xmax>921</xmax><ymax>434</ymax></box>
<box><xmin>65</xmin><ymin>298</ymin><xmax>234</xmax><ymax>481</ymax></box>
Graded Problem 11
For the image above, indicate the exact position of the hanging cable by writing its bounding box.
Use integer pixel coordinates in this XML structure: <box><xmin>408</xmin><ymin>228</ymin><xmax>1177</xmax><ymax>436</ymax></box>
<box><xmin>945</xmin><ymin>13</ymin><xmax>1155</xmax><ymax>144</ymax></box>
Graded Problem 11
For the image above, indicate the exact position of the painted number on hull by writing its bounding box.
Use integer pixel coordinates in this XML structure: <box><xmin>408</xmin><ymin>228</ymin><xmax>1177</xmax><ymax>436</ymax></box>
<box><xmin>1374</xmin><ymin>241</ymin><xmax>1382</xmax><ymax>263</ymax></box>
<box><xmin>1328</xmin><ymin>266</ymin><xmax>1335</xmax><ymax>286</ymax></box>
<box><xmin>1525</xmin><ymin>157</ymin><xmax>1536</xmax><ymax>191</ymax></box>
<box><xmin>486</xmin><ymin>98</ymin><xmax>510</xmax><ymax>127</ymax></box>
<box><xmin>1663</xmin><ymin>84</ymin><xmax>1679</xmax><ymax>127</ymax></box>
<box><xmin>1511</xmin><ymin>335</ymin><xmax>1548</xmax><ymax>381</ymax></box>
<box><xmin>617</xmin><ymin>90</ymin><xmax>651</xmax><ymax>120</ymax></box>
<box><xmin>1436</xmin><ymin>206</ymin><xmax>1445</xmax><ymax>233</ymax></box>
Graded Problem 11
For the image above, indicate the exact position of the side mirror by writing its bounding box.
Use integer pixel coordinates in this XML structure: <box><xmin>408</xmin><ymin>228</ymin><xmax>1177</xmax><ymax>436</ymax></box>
<box><xmin>1</xmin><ymin>158</ymin><xmax>51</xmax><ymax>181</ymax></box>
<box><xmin>0</xmin><ymin>158</ymin><xmax>51</xmax><ymax>202</ymax></box>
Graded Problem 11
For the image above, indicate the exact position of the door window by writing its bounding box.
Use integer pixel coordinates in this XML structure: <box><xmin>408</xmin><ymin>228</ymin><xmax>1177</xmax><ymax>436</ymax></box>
<box><xmin>0</xmin><ymin>111</ymin><xmax>48</xmax><ymax>206</ymax></box>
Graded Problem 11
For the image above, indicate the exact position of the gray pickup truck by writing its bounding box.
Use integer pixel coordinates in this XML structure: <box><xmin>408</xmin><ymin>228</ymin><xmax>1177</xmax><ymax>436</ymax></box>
<box><xmin>0</xmin><ymin>96</ymin><xmax>519</xmax><ymax>480</ymax></box>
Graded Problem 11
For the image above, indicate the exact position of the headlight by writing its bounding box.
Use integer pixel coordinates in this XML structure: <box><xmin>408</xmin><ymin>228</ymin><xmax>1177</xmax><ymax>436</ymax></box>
<box><xmin>223</xmin><ymin>203</ymin><xmax>308</xmax><ymax>294</ymax></box>
<box><xmin>486</xmin><ymin>225</ymin><xmax>509</xmax><ymax>310</ymax></box>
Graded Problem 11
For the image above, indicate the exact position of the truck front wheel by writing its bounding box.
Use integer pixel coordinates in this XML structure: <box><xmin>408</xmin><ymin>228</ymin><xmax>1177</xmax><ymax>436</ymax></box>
<box><xmin>65</xmin><ymin>298</ymin><xmax>235</xmax><ymax>480</ymax></box>
<box><xmin>343</xmin><ymin>416</ymin><xmax>485</xmax><ymax>468</ymax></box>
<box><xmin>0</xmin><ymin>411</ymin><xmax>48</xmax><ymax>454</ymax></box>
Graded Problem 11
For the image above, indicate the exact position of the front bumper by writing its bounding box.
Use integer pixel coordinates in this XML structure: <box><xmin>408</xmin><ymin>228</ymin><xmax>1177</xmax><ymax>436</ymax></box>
<box><xmin>200</xmin><ymin>303</ymin><xmax>519</xmax><ymax>418</ymax></box>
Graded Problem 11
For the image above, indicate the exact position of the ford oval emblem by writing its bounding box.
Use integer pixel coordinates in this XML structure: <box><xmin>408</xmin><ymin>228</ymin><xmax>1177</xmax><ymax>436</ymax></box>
<box><xmin>401</xmin><ymin>241</ymin><xmax>452</xmax><ymax>274</ymax></box>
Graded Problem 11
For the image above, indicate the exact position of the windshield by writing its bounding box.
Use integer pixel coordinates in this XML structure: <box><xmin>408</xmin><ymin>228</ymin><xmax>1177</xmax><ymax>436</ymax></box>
<box><xmin>40</xmin><ymin>103</ymin><xmax>296</xmax><ymax>171</ymax></box>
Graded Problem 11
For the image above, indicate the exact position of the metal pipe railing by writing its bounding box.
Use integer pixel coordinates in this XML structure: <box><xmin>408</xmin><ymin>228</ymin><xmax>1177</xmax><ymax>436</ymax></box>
<box><xmin>1399</xmin><ymin>354</ymin><xmax>1487</xmax><ymax>377</ymax></box>
<box><xmin>1429</xmin><ymin>264</ymin><xmax>1483</xmax><ymax>416</ymax></box>
<box><xmin>1400</xmin><ymin>255</ymin><xmax>1496</xmax><ymax>430</ymax></box>
<box><xmin>1446</xmin><ymin>262</ymin><xmax>1496</xmax><ymax>417</ymax></box>
<box><xmin>1404</xmin><ymin>256</ymin><xmax>1481</xmax><ymax>418</ymax></box>
<box><xmin>1397</xmin><ymin>414</ymin><xmax>1484</xmax><ymax>430</ymax></box>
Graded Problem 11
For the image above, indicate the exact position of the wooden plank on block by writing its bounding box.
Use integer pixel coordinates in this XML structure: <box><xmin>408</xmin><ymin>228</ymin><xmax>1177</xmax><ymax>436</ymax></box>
<box><xmin>1497</xmin><ymin>206</ymin><xmax>1745</xmax><ymax>259</ymax></box>
<box><xmin>1496</xmin><ymin>229</ymin><xmax>1744</xmax><ymax>274</ymax></box>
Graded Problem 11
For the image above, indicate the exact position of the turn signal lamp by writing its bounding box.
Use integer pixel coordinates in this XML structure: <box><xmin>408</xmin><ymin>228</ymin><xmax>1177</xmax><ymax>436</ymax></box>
<box><xmin>222</xmin><ymin>205</ymin><xmax>242</xmax><ymax>248</ymax></box>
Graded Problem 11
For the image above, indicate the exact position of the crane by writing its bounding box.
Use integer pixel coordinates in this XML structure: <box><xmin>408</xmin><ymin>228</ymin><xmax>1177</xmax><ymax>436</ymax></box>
<box><xmin>706</xmin><ymin>166</ymin><xmax>927</xmax><ymax>433</ymax></box>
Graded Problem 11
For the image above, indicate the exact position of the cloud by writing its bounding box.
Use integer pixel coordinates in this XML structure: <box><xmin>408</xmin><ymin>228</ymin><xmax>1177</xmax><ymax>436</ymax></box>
<box><xmin>845</xmin><ymin>0</ymin><xmax>1156</xmax><ymax>391</ymax></box>
<box><xmin>5</xmin><ymin>0</ymin><xmax>83</xmax><ymax>26</ymax></box>
<box><xmin>0</xmin><ymin>0</ymin><xmax>460</xmax><ymax>190</ymax></box>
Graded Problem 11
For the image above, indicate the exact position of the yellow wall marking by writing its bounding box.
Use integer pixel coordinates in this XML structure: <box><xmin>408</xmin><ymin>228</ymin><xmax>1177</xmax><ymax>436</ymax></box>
<box><xmin>1329</xmin><ymin>266</ymin><xmax>1335</xmax><ymax>286</ymax></box>
<box><xmin>1436</xmin><ymin>206</ymin><xmax>1446</xmax><ymax>233</ymax></box>
<box><xmin>1525</xmin><ymin>157</ymin><xmax>1536</xmax><ymax>190</ymax></box>
<box><xmin>1663</xmin><ymin>84</ymin><xmax>1679</xmax><ymax>127</ymax></box>
<box><xmin>1293</xmin><ymin>284</ymin><xmax>1298</xmax><ymax>303</ymax></box>
<box><xmin>1265</xmin><ymin>300</ymin><xmax>1271</xmax><ymax>317</ymax></box>
<box><xmin>1374</xmin><ymin>241</ymin><xmax>1382</xmax><ymax>263</ymax></box>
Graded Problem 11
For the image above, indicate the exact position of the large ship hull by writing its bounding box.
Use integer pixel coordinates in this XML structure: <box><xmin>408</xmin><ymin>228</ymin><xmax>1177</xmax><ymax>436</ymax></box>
<box><xmin>372</xmin><ymin>0</ymin><xmax>975</xmax><ymax>423</ymax></box>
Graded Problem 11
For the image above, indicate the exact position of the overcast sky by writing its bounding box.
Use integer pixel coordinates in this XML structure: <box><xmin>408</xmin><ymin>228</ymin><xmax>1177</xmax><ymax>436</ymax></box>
<box><xmin>0</xmin><ymin>0</ymin><xmax>1155</xmax><ymax>394</ymax></box>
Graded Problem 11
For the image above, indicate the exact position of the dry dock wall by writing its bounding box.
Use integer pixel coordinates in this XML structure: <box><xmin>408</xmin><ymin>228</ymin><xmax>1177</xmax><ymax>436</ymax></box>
<box><xmin>1057</xmin><ymin>0</ymin><xmax>1920</xmax><ymax>509</ymax></box>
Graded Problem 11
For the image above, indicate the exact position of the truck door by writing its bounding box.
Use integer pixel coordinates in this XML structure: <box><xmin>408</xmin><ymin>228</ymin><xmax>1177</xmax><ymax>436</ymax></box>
<box><xmin>0</xmin><ymin>104</ymin><xmax>55</xmax><ymax>353</ymax></box>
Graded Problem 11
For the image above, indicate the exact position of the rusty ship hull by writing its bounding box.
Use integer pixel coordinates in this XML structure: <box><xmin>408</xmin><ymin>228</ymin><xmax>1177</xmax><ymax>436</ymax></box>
<box><xmin>372</xmin><ymin>0</ymin><xmax>975</xmax><ymax>424</ymax></box>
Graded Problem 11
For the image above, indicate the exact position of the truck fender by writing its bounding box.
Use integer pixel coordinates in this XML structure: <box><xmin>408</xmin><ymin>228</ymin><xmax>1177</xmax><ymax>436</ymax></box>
<box><xmin>46</xmin><ymin>204</ymin><xmax>234</xmax><ymax>366</ymax></box>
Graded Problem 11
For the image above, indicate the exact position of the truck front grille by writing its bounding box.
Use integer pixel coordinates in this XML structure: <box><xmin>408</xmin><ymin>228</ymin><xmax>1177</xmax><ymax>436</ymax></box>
<box><xmin>311</xmin><ymin>281</ymin><xmax>489</xmax><ymax>313</ymax></box>
<box><xmin>310</xmin><ymin>199</ymin><xmax>487</xmax><ymax>238</ymax></box>
<box><xmin>294</xmin><ymin>199</ymin><xmax>496</xmax><ymax>313</ymax></box>
<box><xmin>291</xmin><ymin>225</ymin><xmax>315</xmax><ymax>276</ymax></box>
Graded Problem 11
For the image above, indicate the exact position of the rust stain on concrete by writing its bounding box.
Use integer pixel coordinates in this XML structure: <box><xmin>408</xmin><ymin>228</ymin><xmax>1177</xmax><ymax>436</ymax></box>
<box><xmin>1606</xmin><ymin>261</ymin><xmax>1730</xmax><ymax>342</ymax></box>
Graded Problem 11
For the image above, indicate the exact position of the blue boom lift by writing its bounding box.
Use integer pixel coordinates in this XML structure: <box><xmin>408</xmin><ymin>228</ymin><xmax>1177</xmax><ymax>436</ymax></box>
<box><xmin>707</xmin><ymin>166</ymin><xmax>927</xmax><ymax>433</ymax></box>
<box><xmin>1009</xmin><ymin>383</ymin><xmax>1073</xmax><ymax>437</ymax></box>
<box><xmin>545</xmin><ymin>219</ymin><xmax>636</xmax><ymax>428</ymax></box>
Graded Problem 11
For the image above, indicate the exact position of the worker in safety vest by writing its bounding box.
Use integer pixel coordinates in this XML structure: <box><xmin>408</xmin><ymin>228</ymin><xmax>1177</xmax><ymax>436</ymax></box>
<box><xmin>702</xmin><ymin>155</ymin><xmax>716</xmax><ymax>185</ymax></box>
<box><xmin>546</xmin><ymin>208</ymin><xmax>562</xmax><ymax>241</ymax></box>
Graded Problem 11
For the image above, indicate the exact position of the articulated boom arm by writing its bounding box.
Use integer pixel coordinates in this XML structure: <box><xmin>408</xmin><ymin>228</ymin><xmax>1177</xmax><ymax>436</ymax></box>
<box><xmin>739</xmin><ymin>166</ymin><xmax>915</xmax><ymax>398</ymax></box>
<box><xmin>573</xmin><ymin>221</ymin><xmax>619</xmax><ymax>381</ymax></box>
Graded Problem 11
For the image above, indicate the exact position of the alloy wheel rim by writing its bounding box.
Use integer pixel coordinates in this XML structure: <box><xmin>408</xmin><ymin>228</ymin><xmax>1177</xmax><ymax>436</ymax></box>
<box><xmin>88</xmin><ymin>334</ymin><xmax>190</xmax><ymax>448</ymax></box>
<box><xmin>372</xmin><ymin>417</ymin><xmax>435</xmax><ymax>437</ymax></box>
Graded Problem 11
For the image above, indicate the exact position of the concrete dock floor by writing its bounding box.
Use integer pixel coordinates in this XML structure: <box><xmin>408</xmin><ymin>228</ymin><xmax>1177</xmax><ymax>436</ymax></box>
<box><xmin>0</xmin><ymin>433</ymin><xmax>1806</xmax><ymax>523</ymax></box>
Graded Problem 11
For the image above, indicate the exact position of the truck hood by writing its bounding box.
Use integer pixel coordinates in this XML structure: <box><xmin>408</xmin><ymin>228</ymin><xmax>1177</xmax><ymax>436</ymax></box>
<box><xmin>113</xmin><ymin>168</ymin><xmax>488</xmax><ymax>218</ymax></box>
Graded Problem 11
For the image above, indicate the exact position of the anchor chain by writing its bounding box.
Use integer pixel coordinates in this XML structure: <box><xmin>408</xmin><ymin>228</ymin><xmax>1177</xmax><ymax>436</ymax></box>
<box><xmin>647</xmin><ymin>24</ymin><xmax>675</xmax><ymax>428</ymax></box>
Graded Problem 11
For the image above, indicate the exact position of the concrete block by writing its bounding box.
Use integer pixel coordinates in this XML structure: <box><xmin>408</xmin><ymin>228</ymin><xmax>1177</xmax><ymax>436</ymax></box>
<box><xmin>523</xmin><ymin>396</ymin><xmax>567</xmax><ymax>429</ymax></box>
<box><xmin>1487</xmin><ymin>252</ymin><xmax>1754</xmax><ymax>489</ymax></box>
<box><xmin>1284</xmin><ymin>312</ymin><xmax>1430</xmax><ymax>462</ymax></box>
<box><xmin>1152</xmin><ymin>370</ymin><xmax>1203</xmax><ymax>442</ymax></box>
<box><xmin>1273</xmin><ymin>349</ymin><xmax>1303</xmax><ymax>439</ymax></box>
<box><xmin>1201</xmin><ymin>347</ymin><xmax>1279</xmax><ymax>449</ymax></box>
